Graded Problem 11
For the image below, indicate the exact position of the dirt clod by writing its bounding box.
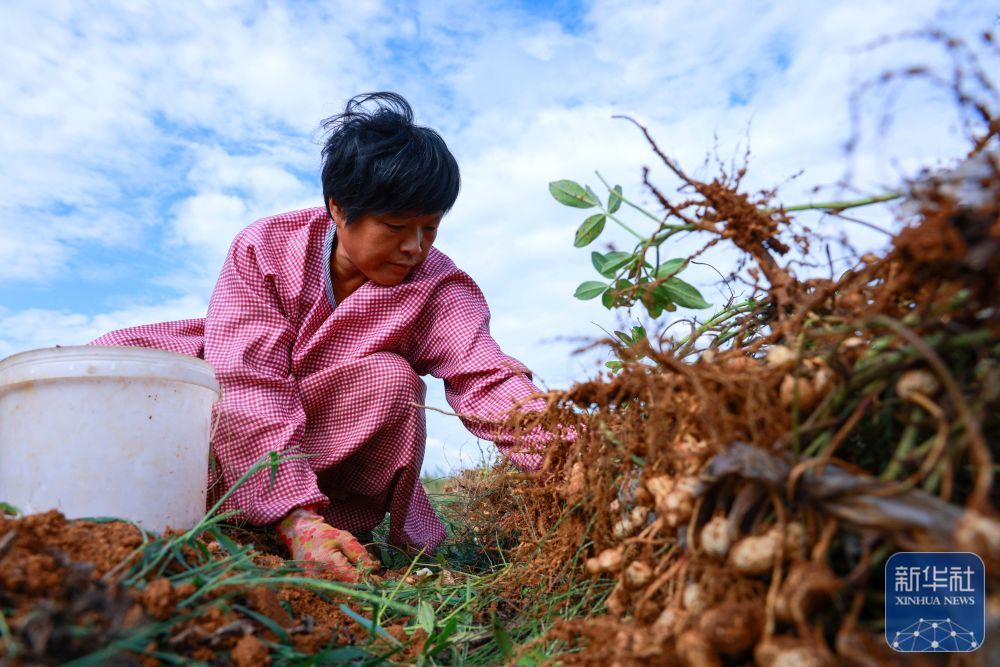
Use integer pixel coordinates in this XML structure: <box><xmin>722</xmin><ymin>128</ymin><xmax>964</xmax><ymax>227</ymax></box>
<box><xmin>231</xmin><ymin>633</ymin><xmax>269</xmax><ymax>667</ymax></box>
<box><xmin>142</xmin><ymin>578</ymin><xmax>179</xmax><ymax>620</ymax></box>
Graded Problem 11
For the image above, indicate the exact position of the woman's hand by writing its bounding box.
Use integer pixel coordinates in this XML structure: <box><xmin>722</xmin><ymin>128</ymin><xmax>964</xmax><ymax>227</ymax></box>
<box><xmin>276</xmin><ymin>506</ymin><xmax>377</xmax><ymax>582</ymax></box>
<box><xmin>511</xmin><ymin>420</ymin><xmax>587</xmax><ymax>472</ymax></box>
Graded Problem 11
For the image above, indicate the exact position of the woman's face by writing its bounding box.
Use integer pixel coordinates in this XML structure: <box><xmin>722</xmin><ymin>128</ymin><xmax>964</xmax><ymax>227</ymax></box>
<box><xmin>330</xmin><ymin>200</ymin><xmax>441</xmax><ymax>286</ymax></box>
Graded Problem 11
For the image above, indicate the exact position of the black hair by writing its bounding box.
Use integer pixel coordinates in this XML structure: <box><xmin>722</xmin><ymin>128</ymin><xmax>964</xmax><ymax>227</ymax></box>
<box><xmin>320</xmin><ymin>92</ymin><xmax>460</xmax><ymax>224</ymax></box>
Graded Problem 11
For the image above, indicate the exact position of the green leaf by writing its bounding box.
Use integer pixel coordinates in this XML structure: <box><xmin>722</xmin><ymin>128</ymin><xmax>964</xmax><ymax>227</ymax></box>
<box><xmin>639</xmin><ymin>283</ymin><xmax>656</xmax><ymax>310</ymax></box>
<box><xmin>591</xmin><ymin>251</ymin><xmax>606</xmax><ymax>274</ymax></box>
<box><xmin>654</xmin><ymin>258</ymin><xmax>687</xmax><ymax>280</ymax></box>
<box><xmin>644</xmin><ymin>299</ymin><xmax>664</xmax><ymax>318</ymax></box>
<box><xmin>631</xmin><ymin>325</ymin><xmax>647</xmax><ymax>340</ymax></box>
<box><xmin>317</xmin><ymin>648</ymin><xmax>375</xmax><ymax>661</ymax></box>
<box><xmin>170</xmin><ymin>542</ymin><xmax>192</xmax><ymax>569</ymax></box>
<box><xmin>600</xmin><ymin>252</ymin><xmax>633</xmax><ymax>278</ymax></box>
<box><xmin>574</xmin><ymin>214</ymin><xmax>606</xmax><ymax>247</ymax></box>
<box><xmin>591</xmin><ymin>251</ymin><xmax>631</xmax><ymax>278</ymax></box>
<box><xmin>268</xmin><ymin>450</ymin><xmax>280</xmax><ymax>489</ymax></box>
<box><xmin>549</xmin><ymin>180</ymin><xmax>599</xmax><ymax>208</ymax></box>
<box><xmin>574</xmin><ymin>281</ymin><xmax>608</xmax><ymax>300</ymax></box>
<box><xmin>605</xmin><ymin>360</ymin><xmax>624</xmax><ymax>371</ymax></box>
<box><xmin>492</xmin><ymin>615</ymin><xmax>515</xmax><ymax>658</ymax></box>
<box><xmin>416</xmin><ymin>601</ymin><xmax>436</xmax><ymax>634</ymax></box>
<box><xmin>210</xmin><ymin>527</ymin><xmax>242</xmax><ymax>557</ymax></box>
<box><xmin>608</xmin><ymin>185</ymin><xmax>623</xmax><ymax>214</ymax></box>
<box><xmin>614</xmin><ymin>330</ymin><xmax>634</xmax><ymax>345</ymax></box>
<box><xmin>0</xmin><ymin>502</ymin><xmax>21</xmax><ymax>516</ymax></box>
<box><xmin>430</xmin><ymin>615</ymin><xmax>460</xmax><ymax>653</ymax></box>
<box><xmin>517</xmin><ymin>649</ymin><xmax>546</xmax><ymax>667</ymax></box>
<box><xmin>601</xmin><ymin>289</ymin><xmax>615</xmax><ymax>309</ymax></box>
<box><xmin>339</xmin><ymin>604</ymin><xmax>401</xmax><ymax>645</ymax></box>
<box><xmin>656</xmin><ymin>277</ymin><xmax>711</xmax><ymax>309</ymax></box>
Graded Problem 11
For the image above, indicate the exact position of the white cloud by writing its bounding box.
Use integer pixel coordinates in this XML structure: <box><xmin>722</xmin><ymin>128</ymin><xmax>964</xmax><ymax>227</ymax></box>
<box><xmin>0</xmin><ymin>233</ymin><xmax>68</xmax><ymax>282</ymax></box>
<box><xmin>171</xmin><ymin>145</ymin><xmax>318</xmax><ymax>248</ymax></box>
<box><xmin>162</xmin><ymin>144</ymin><xmax>321</xmax><ymax>294</ymax></box>
<box><xmin>171</xmin><ymin>192</ymin><xmax>250</xmax><ymax>254</ymax></box>
<box><xmin>0</xmin><ymin>0</ymin><xmax>381</xmax><ymax>281</ymax></box>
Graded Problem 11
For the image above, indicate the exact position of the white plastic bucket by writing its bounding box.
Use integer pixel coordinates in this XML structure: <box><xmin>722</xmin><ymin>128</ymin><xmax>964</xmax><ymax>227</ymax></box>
<box><xmin>0</xmin><ymin>345</ymin><xmax>220</xmax><ymax>532</ymax></box>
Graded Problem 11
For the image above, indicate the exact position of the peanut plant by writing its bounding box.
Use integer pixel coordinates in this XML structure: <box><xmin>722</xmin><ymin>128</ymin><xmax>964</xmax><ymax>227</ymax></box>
<box><xmin>549</xmin><ymin>175</ymin><xmax>710</xmax><ymax>372</ymax></box>
<box><xmin>549</xmin><ymin>176</ymin><xmax>710</xmax><ymax>318</ymax></box>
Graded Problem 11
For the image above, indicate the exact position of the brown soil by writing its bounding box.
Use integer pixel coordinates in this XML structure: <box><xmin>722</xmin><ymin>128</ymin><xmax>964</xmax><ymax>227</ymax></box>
<box><xmin>0</xmin><ymin>511</ymin><xmax>142</xmax><ymax>663</ymax></box>
<box><xmin>0</xmin><ymin>510</ymin><xmax>425</xmax><ymax>665</ymax></box>
<box><xmin>0</xmin><ymin>510</ymin><xmax>143</xmax><ymax>588</ymax></box>
<box><xmin>231</xmin><ymin>634</ymin><xmax>269</xmax><ymax>667</ymax></box>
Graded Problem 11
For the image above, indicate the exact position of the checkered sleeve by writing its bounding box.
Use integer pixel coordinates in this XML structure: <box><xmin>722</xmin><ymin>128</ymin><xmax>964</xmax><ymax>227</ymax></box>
<box><xmin>411</xmin><ymin>271</ymin><xmax>554</xmax><ymax>470</ymax></box>
<box><xmin>88</xmin><ymin>318</ymin><xmax>207</xmax><ymax>357</ymax></box>
<box><xmin>203</xmin><ymin>234</ymin><xmax>327</xmax><ymax>525</ymax></box>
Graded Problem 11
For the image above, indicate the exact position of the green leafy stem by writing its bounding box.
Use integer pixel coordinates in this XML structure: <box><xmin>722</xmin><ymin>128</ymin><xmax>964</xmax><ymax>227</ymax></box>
<box><xmin>549</xmin><ymin>175</ymin><xmax>900</xmax><ymax>319</ymax></box>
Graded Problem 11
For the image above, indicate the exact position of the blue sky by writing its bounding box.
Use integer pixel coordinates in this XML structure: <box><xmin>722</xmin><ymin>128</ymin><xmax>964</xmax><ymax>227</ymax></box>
<box><xmin>0</xmin><ymin>0</ymin><xmax>994</xmax><ymax>474</ymax></box>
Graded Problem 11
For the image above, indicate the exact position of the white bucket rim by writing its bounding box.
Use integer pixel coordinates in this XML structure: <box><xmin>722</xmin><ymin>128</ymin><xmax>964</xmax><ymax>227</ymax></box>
<box><xmin>0</xmin><ymin>345</ymin><xmax>220</xmax><ymax>395</ymax></box>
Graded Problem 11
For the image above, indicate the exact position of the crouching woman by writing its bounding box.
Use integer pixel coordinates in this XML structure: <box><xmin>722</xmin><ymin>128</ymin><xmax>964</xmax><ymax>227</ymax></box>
<box><xmin>91</xmin><ymin>93</ymin><xmax>566</xmax><ymax>581</ymax></box>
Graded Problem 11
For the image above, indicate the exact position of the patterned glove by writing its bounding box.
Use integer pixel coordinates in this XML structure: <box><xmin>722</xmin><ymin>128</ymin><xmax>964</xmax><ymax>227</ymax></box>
<box><xmin>276</xmin><ymin>505</ymin><xmax>376</xmax><ymax>581</ymax></box>
<box><xmin>512</xmin><ymin>421</ymin><xmax>585</xmax><ymax>472</ymax></box>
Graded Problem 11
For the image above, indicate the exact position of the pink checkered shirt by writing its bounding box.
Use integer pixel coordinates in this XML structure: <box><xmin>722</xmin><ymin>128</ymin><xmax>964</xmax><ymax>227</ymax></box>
<box><xmin>91</xmin><ymin>207</ymin><xmax>556</xmax><ymax>549</ymax></box>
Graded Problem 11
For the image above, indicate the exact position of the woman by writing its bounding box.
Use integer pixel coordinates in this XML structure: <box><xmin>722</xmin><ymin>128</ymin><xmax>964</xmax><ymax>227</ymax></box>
<box><xmin>92</xmin><ymin>92</ymin><xmax>564</xmax><ymax>581</ymax></box>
